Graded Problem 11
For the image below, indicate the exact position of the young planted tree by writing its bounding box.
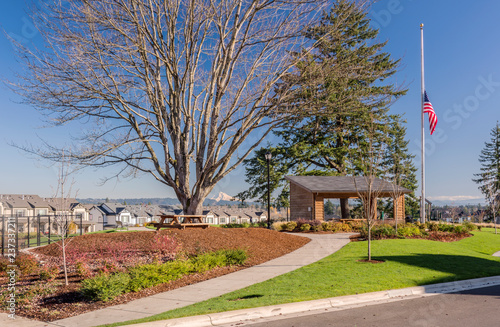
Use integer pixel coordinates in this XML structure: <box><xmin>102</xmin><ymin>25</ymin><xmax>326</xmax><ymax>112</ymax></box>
<box><xmin>354</xmin><ymin>116</ymin><xmax>390</xmax><ymax>261</ymax></box>
<box><xmin>473</xmin><ymin>122</ymin><xmax>500</xmax><ymax>233</ymax></box>
<box><xmin>9</xmin><ymin>0</ymin><xmax>335</xmax><ymax>215</ymax></box>
<box><xmin>238</xmin><ymin>1</ymin><xmax>406</xmax><ymax>217</ymax></box>
<box><xmin>47</xmin><ymin>154</ymin><xmax>79</xmax><ymax>286</ymax></box>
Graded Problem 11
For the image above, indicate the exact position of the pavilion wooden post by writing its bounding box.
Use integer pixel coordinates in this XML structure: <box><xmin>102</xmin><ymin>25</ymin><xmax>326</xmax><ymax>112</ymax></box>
<box><xmin>314</xmin><ymin>194</ymin><xmax>324</xmax><ymax>221</ymax></box>
<box><xmin>393</xmin><ymin>195</ymin><xmax>405</xmax><ymax>220</ymax></box>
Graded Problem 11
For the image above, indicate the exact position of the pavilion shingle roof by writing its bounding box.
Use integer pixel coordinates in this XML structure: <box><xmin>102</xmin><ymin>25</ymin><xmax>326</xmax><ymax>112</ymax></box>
<box><xmin>285</xmin><ymin>176</ymin><xmax>411</xmax><ymax>195</ymax></box>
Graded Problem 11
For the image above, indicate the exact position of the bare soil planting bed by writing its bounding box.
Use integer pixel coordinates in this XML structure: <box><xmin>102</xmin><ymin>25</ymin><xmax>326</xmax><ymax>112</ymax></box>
<box><xmin>0</xmin><ymin>228</ymin><xmax>309</xmax><ymax>322</ymax></box>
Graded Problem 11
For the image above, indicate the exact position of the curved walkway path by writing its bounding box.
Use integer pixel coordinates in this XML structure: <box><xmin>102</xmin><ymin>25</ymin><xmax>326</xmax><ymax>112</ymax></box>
<box><xmin>2</xmin><ymin>233</ymin><xmax>354</xmax><ymax>327</ymax></box>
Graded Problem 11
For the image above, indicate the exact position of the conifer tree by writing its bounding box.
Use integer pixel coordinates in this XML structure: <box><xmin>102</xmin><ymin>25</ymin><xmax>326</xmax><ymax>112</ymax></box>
<box><xmin>473</xmin><ymin>122</ymin><xmax>500</xmax><ymax>227</ymax></box>
<box><xmin>237</xmin><ymin>1</ymin><xmax>407</xmax><ymax>218</ymax></box>
<box><xmin>382</xmin><ymin>115</ymin><xmax>418</xmax><ymax>217</ymax></box>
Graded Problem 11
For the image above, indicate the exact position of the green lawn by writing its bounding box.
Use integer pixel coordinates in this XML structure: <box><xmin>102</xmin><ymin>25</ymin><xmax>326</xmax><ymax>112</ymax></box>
<box><xmin>106</xmin><ymin>230</ymin><xmax>500</xmax><ymax>326</ymax></box>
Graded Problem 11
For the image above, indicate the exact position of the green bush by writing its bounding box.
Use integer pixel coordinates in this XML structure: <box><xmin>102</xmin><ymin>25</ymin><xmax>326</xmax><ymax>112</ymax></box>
<box><xmin>346</xmin><ymin>220</ymin><xmax>364</xmax><ymax>231</ymax></box>
<box><xmin>285</xmin><ymin>221</ymin><xmax>297</xmax><ymax>231</ymax></box>
<box><xmin>321</xmin><ymin>222</ymin><xmax>331</xmax><ymax>231</ymax></box>
<box><xmin>218</xmin><ymin>249</ymin><xmax>247</xmax><ymax>266</ymax></box>
<box><xmin>272</xmin><ymin>222</ymin><xmax>286</xmax><ymax>231</ymax></box>
<box><xmin>373</xmin><ymin>224</ymin><xmax>396</xmax><ymax>239</ymax></box>
<box><xmin>360</xmin><ymin>224</ymin><xmax>396</xmax><ymax>239</ymax></box>
<box><xmin>462</xmin><ymin>221</ymin><xmax>477</xmax><ymax>232</ymax></box>
<box><xmin>82</xmin><ymin>249</ymin><xmax>248</xmax><ymax>297</ymax></box>
<box><xmin>397</xmin><ymin>224</ymin><xmax>422</xmax><ymax>238</ymax></box>
<box><xmin>192</xmin><ymin>252</ymin><xmax>226</xmax><ymax>272</ymax></box>
<box><xmin>300</xmin><ymin>223</ymin><xmax>311</xmax><ymax>231</ymax></box>
<box><xmin>81</xmin><ymin>272</ymin><xmax>130</xmax><ymax>302</ymax></box>
<box><xmin>426</xmin><ymin>221</ymin><xmax>439</xmax><ymax>232</ymax></box>
<box><xmin>437</xmin><ymin>223</ymin><xmax>454</xmax><ymax>233</ymax></box>
<box><xmin>453</xmin><ymin>225</ymin><xmax>468</xmax><ymax>234</ymax></box>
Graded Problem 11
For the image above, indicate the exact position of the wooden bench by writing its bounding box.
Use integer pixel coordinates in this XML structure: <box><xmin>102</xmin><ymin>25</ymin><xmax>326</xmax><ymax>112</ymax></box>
<box><xmin>153</xmin><ymin>215</ymin><xmax>210</xmax><ymax>231</ymax></box>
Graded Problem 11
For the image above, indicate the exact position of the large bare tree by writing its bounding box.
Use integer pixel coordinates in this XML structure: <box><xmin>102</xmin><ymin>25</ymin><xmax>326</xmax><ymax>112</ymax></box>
<box><xmin>10</xmin><ymin>0</ymin><xmax>341</xmax><ymax>214</ymax></box>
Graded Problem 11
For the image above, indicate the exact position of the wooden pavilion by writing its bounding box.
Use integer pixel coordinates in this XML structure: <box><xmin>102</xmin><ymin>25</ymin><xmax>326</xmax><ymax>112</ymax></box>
<box><xmin>285</xmin><ymin>176</ymin><xmax>412</xmax><ymax>221</ymax></box>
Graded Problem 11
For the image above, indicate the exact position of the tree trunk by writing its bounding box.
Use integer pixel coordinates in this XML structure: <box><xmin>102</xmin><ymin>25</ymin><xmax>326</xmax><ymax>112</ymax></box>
<box><xmin>340</xmin><ymin>198</ymin><xmax>350</xmax><ymax>219</ymax></box>
<box><xmin>177</xmin><ymin>189</ymin><xmax>210</xmax><ymax>215</ymax></box>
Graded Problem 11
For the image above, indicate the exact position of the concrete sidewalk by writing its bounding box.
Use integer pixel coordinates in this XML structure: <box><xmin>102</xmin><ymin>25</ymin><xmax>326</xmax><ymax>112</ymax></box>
<box><xmin>45</xmin><ymin>233</ymin><xmax>353</xmax><ymax>327</ymax></box>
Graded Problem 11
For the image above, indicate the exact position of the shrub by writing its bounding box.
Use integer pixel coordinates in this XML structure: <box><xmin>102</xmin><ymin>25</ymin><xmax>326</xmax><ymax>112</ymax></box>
<box><xmin>426</xmin><ymin>222</ymin><xmax>439</xmax><ymax>232</ymax></box>
<box><xmin>81</xmin><ymin>272</ymin><xmax>130</xmax><ymax>302</ymax></box>
<box><xmin>218</xmin><ymin>249</ymin><xmax>247</xmax><ymax>266</ymax></box>
<box><xmin>150</xmin><ymin>233</ymin><xmax>179</xmax><ymax>261</ymax></box>
<box><xmin>257</xmin><ymin>221</ymin><xmax>267</xmax><ymax>228</ymax></box>
<box><xmin>339</xmin><ymin>222</ymin><xmax>353</xmax><ymax>232</ymax></box>
<box><xmin>0</xmin><ymin>256</ymin><xmax>10</xmax><ymax>276</ymax></box>
<box><xmin>397</xmin><ymin>224</ymin><xmax>422</xmax><ymax>238</ymax></box>
<box><xmin>75</xmin><ymin>261</ymin><xmax>92</xmax><ymax>278</ymax></box>
<box><xmin>462</xmin><ymin>221</ymin><xmax>477</xmax><ymax>232</ymax></box>
<box><xmin>127</xmin><ymin>249</ymin><xmax>247</xmax><ymax>292</ymax></box>
<box><xmin>321</xmin><ymin>222</ymin><xmax>331</xmax><ymax>231</ymax></box>
<box><xmin>372</xmin><ymin>224</ymin><xmax>396</xmax><ymax>239</ymax></box>
<box><xmin>347</xmin><ymin>220</ymin><xmax>364</xmax><ymax>231</ymax></box>
<box><xmin>437</xmin><ymin>223</ymin><xmax>454</xmax><ymax>233</ymax></box>
<box><xmin>272</xmin><ymin>222</ymin><xmax>286</xmax><ymax>231</ymax></box>
<box><xmin>192</xmin><ymin>251</ymin><xmax>226</xmax><ymax>272</ymax></box>
<box><xmin>300</xmin><ymin>223</ymin><xmax>311</xmax><ymax>231</ymax></box>
<box><xmin>295</xmin><ymin>219</ymin><xmax>310</xmax><ymax>229</ymax></box>
<box><xmin>308</xmin><ymin>219</ymin><xmax>322</xmax><ymax>231</ymax></box>
<box><xmin>15</xmin><ymin>254</ymin><xmax>39</xmax><ymax>275</ymax></box>
<box><xmin>39</xmin><ymin>265</ymin><xmax>59</xmax><ymax>281</ymax></box>
<box><xmin>453</xmin><ymin>225</ymin><xmax>468</xmax><ymax>234</ymax></box>
<box><xmin>285</xmin><ymin>221</ymin><xmax>297</xmax><ymax>231</ymax></box>
<box><xmin>127</xmin><ymin>265</ymin><xmax>161</xmax><ymax>292</ymax></box>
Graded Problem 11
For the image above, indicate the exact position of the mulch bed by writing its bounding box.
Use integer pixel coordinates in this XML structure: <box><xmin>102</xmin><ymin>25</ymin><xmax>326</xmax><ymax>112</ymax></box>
<box><xmin>0</xmin><ymin>228</ymin><xmax>309</xmax><ymax>322</ymax></box>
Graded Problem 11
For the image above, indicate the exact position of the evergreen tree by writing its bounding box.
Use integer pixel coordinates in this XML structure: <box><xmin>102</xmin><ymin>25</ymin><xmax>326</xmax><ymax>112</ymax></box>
<box><xmin>382</xmin><ymin>115</ymin><xmax>418</xmax><ymax>216</ymax></box>
<box><xmin>238</xmin><ymin>1</ymin><xmax>407</xmax><ymax>218</ymax></box>
<box><xmin>325</xmin><ymin>200</ymin><xmax>335</xmax><ymax>216</ymax></box>
<box><xmin>473</xmin><ymin>122</ymin><xmax>500</xmax><ymax>224</ymax></box>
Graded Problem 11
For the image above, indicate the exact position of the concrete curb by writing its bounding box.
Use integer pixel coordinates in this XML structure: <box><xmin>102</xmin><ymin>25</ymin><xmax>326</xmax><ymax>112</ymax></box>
<box><xmin>130</xmin><ymin>275</ymin><xmax>500</xmax><ymax>327</ymax></box>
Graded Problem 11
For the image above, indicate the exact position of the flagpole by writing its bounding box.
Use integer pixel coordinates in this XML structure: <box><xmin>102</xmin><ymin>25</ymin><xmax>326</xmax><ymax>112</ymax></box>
<box><xmin>420</xmin><ymin>23</ymin><xmax>426</xmax><ymax>224</ymax></box>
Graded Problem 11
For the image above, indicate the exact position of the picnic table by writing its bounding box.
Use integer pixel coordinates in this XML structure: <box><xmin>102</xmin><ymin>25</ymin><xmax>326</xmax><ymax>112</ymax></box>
<box><xmin>152</xmin><ymin>214</ymin><xmax>210</xmax><ymax>231</ymax></box>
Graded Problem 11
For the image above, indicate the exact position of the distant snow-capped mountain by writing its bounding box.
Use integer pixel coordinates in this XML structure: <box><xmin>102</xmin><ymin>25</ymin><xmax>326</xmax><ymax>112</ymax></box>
<box><xmin>210</xmin><ymin>192</ymin><xmax>236</xmax><ymax>202</ymax></box>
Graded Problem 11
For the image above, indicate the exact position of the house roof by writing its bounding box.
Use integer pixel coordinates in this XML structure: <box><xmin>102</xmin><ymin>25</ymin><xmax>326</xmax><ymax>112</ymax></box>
<box><xmin>285</xmin><ymin>176</ymin><xmax>412</xmax><ymax>197</ymax></box>
<box><xmin>44</xmin><ymin>198</ymin><xmax>80</xmax><ymax>211</ymax></box>
<box><xmin>0</xmin><ymin>194</ymin><xmax>45</xmax><ymax>209</ymax></box>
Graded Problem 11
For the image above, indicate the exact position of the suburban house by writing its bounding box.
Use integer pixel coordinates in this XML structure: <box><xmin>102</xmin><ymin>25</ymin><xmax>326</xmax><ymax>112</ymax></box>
<box><xmin>0</xmin><ymin>194</ymin><xmax>95</xmax><ymax>234</ymax></box>
<box><xmin>99</xmin><ymin>203</ymin><xmax>132</xmax><ymax>226</ymax></box>
<box><xmin>203</xmin><ymin>207</ymin><xmax>267</xmax><ymax>225</ymax></box>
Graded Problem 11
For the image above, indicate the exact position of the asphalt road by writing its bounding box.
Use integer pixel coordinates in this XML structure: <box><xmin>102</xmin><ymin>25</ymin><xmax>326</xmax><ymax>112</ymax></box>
<box><xmin>236</xmin><ymin>285</ymin><xmax>500</xmax><ymax>327</ymax></box>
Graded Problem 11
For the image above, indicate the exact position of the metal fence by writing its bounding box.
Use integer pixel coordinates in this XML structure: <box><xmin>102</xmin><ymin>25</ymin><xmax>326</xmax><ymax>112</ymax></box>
<box><xmin>1</xmin><ymin>214</ymin><xmax>85</xmax><ymax>255</ymax></box>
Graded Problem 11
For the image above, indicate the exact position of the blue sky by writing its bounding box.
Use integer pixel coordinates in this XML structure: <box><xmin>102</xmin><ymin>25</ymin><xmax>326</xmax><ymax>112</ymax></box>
<box><xmin>0</xmin><ymin>1</ymin><xmax>499</xmax><ymax>204</ymax></box>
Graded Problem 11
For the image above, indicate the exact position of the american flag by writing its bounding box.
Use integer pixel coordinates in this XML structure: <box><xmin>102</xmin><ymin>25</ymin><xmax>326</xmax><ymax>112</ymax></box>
<box><xmin>423</xmin><ymin>91</ymin><xmax>437</xmax><ymax>135</ymax></box>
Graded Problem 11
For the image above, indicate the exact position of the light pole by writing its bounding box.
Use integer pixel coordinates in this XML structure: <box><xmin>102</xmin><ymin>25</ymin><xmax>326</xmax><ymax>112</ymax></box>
<box><xmin>265</xmin><ymin>151</ymin><xmax>272</xmax><ymax>229</ymax></box>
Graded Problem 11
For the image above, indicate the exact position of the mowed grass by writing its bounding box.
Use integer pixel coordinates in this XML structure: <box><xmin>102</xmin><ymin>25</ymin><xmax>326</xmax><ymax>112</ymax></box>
<box><xmin>107</xmin><ymin>230</ymin><xmax>500</xmax><ymax>326</ymax></box>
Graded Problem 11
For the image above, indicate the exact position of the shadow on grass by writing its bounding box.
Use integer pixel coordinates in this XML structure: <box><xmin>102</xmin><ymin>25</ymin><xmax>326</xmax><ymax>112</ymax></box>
<box><xmin>228</xmin><ymin>294</ymin><xmax>264</xmax><ymax>301</ymax></box>
<box><xmin>379</xmin><ymin>253</ymin><xmax>500</xmax><ymax>295</ymax></box>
